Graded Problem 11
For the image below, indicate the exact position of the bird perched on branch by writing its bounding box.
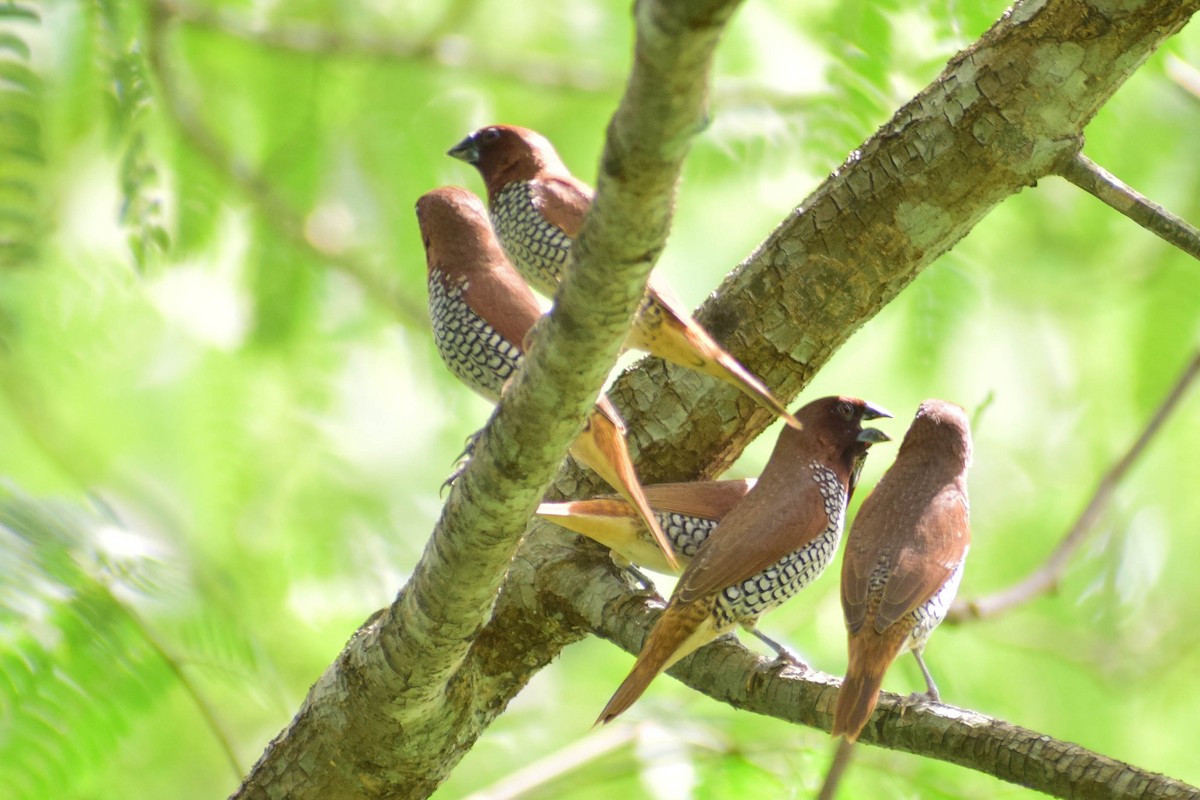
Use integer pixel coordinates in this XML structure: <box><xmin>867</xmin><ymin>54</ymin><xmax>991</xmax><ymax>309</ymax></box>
<box><xmin>416</xmin><ymin>186</ymin><xmax>679</xmax><ymax>571</ymax></box>
<box><xmin>831</xmin><ymin>399</ymin><xmax>972</xmax><ymax>743</ymax></box>
<box><xmin>447</xmin><ymin>124</ymin><xmax>802</xmax><ymax>431</ymax></box>
<box><xmin>597</xmin><ymin>396</ymin><xmax>891</xmax><ymax>724</ymax></box>
<box><xmin>539</xmin><ymin>477</ymin><xmax>798</xmax><ymax>656</ymax></box>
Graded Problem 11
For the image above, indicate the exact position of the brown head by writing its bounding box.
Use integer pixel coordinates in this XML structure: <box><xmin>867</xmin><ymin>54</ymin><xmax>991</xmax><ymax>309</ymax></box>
<box><xmin>415</xmin><ymin>186</ymin><xmax>542</xmax><ymax>348</ymax></box>
<box><xmin>415</xmin><ymin>186</ymin><xmax>510</xmax><ymax>281</ymax></box>
<box><xmin>764</xmin><ymin>396</ymin><xmax>892</xmax><ymax>486</ymax></box>
<box><xmin>894</xmin><ymin>399</ymin><xmax>973</xmax><ymax>473</ymax></box>
<box><xmin>447</xmin><ymin>125</ymin><xmax>570</xmax><ymax>196</ymax></box>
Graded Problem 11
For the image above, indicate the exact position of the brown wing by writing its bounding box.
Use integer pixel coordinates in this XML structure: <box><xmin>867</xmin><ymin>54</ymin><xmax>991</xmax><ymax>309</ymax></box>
<box><xmin>873</xmin><ymin>486</ymin><xmax>969</xmax><ymax>632</ymax></box>
<box><xmin>675</xmin><ymin>474</ymin><xmax>831</xmax><ymax>605</ymax></box>
<box><xmin>642</xmin><ymin>479</ymin><xmax>756</xmax><ymax>520</ymax></box>
<box><xmin>529</xmin><ymin>175</ymin><xmax>592</xmax><ymax>237</ymax></box>
<box><xmin>460</xmin><ymin>258</ymin><xmax>543</xmax><ymax>353</ymax></box>
<box><xmin>840</xmin><ymin>527</ymin><xmax>873</xmax><ymax>636</ymax></box>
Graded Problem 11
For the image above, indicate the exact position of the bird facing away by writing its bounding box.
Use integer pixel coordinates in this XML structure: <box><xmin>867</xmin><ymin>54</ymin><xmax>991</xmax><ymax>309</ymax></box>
<box><xmin>831</xmin><ymin>399</ymin><xmax>972</xmax><ymax>743</ymax></box>
<box><xmin>447</xmin><ymin>125</ymin><xmax>802</xmax><ymax>431</ymax></box>
<box><xmin>416</xmin><ymin>186</ymin><xmax>679</xmax><ymax>571</ymax></box>
<box><xmin>597</xmin><ymin>396</ymin><xmax>892</xmax><ymax>725</ymax></box>
<box><xmin>536</xmin><ymin>478</ymin><xmax>756</xmax><ymax>576</ymax></box>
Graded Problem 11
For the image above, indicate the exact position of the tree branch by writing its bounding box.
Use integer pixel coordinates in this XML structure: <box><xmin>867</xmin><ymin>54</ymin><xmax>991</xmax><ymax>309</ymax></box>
<box><xmin>231</xmin><ymin>0</ymin><xmax>746</xmax><ymax>797</ymax></box>
<box><xmin>562</xmin><ymin>542</ymin><xmax>1199</xmax><ymax>800</ymax></box>
<box><xmin>948</xmin><ymin>348</ymin><xmax>1200</xmax><ymax>623</ymax></box>
<box><xmin>1058</xmin><ymin>152</ymin><xmax>1200</xmax><ymax>262</ymax></box>
<box><xmin>234</xmin><ymin>0</ymin><xmax>1200</xmax><ymax>797</ymax></box>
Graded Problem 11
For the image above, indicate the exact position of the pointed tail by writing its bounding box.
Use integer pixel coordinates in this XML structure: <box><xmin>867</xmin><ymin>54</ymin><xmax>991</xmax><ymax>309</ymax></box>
<box><xmin>535</xmin><ymin>498</ymin><xmax>682</xmax><ymax>575</ymax></box>
<box><xmin>597</xmin><ymin>644</ymin><xmax>665</xmax><ymax>725</ymax></box>
<box><xmin>597</xmin><ymin>603</ymin><xmax>716</xmax><ymax>725</ymax></box>
<box><xmin>629</xmin><ymin>288</ymin><xmax>801</xmax><ymax>431</ymax></box>
<box><xmin>572</xmin><ymin>402</ymin><xmax>679</xmax><ymax>572</ymax></box>
<box><xmin>831</xmin><ymin>641</ymin><xmax>893</xmax><ymax>742</ymax></box>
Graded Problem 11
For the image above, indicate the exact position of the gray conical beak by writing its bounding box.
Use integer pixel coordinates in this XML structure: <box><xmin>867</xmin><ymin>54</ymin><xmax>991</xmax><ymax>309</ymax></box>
<box><xmin>857</xmin><ymin>428</ymin><xmax>891</xmax><ymax>444</ymax></box>
<box><xmin>447</xmin><ymin>134</ymin><xmax>480</xmax><ymax>164</ymax></box>
<box><xmin>860</xmin><ymin>402</ymin><xmax>892</xmax><ymax>421</ymax></box>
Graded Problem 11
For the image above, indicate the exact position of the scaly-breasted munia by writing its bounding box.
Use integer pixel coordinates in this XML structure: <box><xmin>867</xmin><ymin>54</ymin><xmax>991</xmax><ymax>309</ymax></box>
<box><xmin>416</xmin><ymin>186</ymin><xmax>679</xmax><ymax>570</ymax></box>
<box><xmin>447</xmin><ymin>125</ymin><xmax>802</xmax><ymax>431</ymax></box>
<box><xmin>597</xmin><ymin>396</ymin><xmax>891</xmax><ymax>724</ymax></box>
<box><xmin>536</xmin><ymin>479</ymin><xmax>756</xmax><ymax>576</ymax></box>
<box><xmin>831</xmin><ymin>399</ymin><xmax>972</xmax><ymax>742</ymax></box>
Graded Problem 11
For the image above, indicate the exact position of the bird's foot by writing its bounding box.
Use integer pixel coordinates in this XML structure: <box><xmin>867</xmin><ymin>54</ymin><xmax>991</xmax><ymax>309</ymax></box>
<box><xmin>766</xmin><ymin>645</ymin><xmax>808</xmax><ymax>671</ymax></box>
<box><xmin>744</xmin><ymin>648</ymin><xmax>809</xmax><ymax>692</ymax></box>
<box><xmin>441</xmin><ymin>430</ymin><xmax>483</xmax><ymax>495</ymax></box>
<box><xmin>746</xmin><ymin>627</ymin><xmax>806</xmax><ymax>671</ymax></box>
<box><xmin>622</xmin><ymin>563</ymin><xmax>658</xmax><ymax>592</ymax></box>
<box><xmin>898</xmin><ymin>690</ymin><xmax>939</xmax><ymax>718</ymax></box>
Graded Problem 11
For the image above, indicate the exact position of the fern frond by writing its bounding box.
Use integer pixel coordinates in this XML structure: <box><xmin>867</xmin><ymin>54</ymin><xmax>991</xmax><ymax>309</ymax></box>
<box><xmin>0</xmin><ymin>486</ymin><xmax>242</xmax><ymax>797</ymax></box>
<box><xmin>0</xmin><ymin>3</ymin><xmax>41</xmax><ymax>270</ymax></box>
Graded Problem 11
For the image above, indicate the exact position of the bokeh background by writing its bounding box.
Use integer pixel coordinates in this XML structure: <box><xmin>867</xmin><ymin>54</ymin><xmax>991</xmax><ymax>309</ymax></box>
<box><xmin>2</xmin><ymin>1</ymin><xmax>1198</xmax><ymax>798</ymax></box>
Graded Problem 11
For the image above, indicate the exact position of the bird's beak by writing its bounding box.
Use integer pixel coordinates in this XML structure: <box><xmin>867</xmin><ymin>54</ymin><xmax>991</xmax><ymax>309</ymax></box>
<box><xmin>447</xmin><ymin>134</ymin><xmax>480</xmax><ymax>164</ymax></box>
<box><xmin>860</xmin><ymin>402</ymin><xmax>893</xmax><ymax>421</ymax></box>
<box><xmin>857</xmin><ymin>428</ymin><xmax>891</xmax><ymax>444</ymax></box>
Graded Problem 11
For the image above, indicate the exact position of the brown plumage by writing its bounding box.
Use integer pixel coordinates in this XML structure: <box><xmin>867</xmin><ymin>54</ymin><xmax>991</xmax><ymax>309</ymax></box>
<box><xmin>447</xmin><ymin>125</ymin><xmax>802</xmax><ymax>431</ymax></box>
<box><xmin>416</xmin><ymin>186</ymin><xmax>678</xmax><ymax>570</ymax></box>
<box><xmin>536</xmin><ymin>479</ymin><xmax>757</xmax><ymax>576</ymax></box>
<box><xmin>831</xmin><ymin>399</ymin><xmax>972</xmax><ymax>743</ymax></box>
<box><xmin>597</xmin><ymin>397</ymin><xmax>892</xmax><ymax>724</ymax></box>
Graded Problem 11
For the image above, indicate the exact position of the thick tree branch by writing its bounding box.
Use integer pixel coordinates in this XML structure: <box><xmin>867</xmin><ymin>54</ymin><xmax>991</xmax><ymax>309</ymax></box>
<box><xmin>235</xmin><ymin>0</ymin><xmax>1199</xmax><ymax>797</ymax></box>
<box><xmin>948</xmin><ymin>348</ymin><xmax>1200</xmax><ymax>623</ymax></box>
<box><xmin>1058</xmin><ymin>153</ymin><xmax>1200</xmax><ymax>261</ymax></box>
<box><xmin>231</xmin><ymin>0</ymin><xmax>746</xmax><ymax>797</ymax></box>
<box><xmin>557</xmin><ymin>541</ymin><xmax>1199</xmax><ymax>800</ymax></box>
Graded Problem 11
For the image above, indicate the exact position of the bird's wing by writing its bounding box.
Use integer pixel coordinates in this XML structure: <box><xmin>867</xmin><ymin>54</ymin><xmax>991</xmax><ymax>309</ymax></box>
<box><xmin>840</xmin><ymin>527</ymin><xmax>874</xmax><ymax>636</ymax></box>
<box><xmin>461</xmin><ymin>257</ymin><xmax>544</xmax><ymax>352</ymax></box>
<box><xmin>873</xmin><ymin>487</ymin><xmax>970</xmax><ymax>633</ymax></box>
<box><xmin>641</xmin><ymin>479</ymin><xmax>756</xmax><ymax>520</ymax></box>
<box><xmin>675</xmin><ymin>475</ymin><xmax>832</xmax><ymax>605</ymax></box>
<box><xmin>529</xmin><ymin>175</ymin><xmax>592</xmax><ymax>238</ymax></box>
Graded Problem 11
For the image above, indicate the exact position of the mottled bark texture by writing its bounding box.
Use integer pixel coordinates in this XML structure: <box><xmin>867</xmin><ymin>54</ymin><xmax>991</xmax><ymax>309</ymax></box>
<box><xmin>233</xmin><ymin>0</ymin><xmax>1200</xmax><ymax>798</ymax></box>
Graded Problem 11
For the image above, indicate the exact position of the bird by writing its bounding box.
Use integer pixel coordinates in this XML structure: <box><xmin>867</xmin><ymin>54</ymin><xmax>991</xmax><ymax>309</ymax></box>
<box><xmin>537</xmin><ymin>476</ymin><xmax>799</xmax><ymax>658</ymax></box>
<box><xmin>536</xmin><ymin>478</ymin><xmax>756</xmax><ymax>576</ymax></box>
<box><xmin>830</xmin><ymin>399</ymin><xmax>972</xmax><ymax>743</ymax></box>
<box><xmin>416</xmin><ymin>185</ymin><xmax>679</xmax><ymax>571</ymax></box>
<box><xmin>447</xmin><ymin>125</ymin><xmax>803</xmax><ymax>431</ymax></box>
<box><xmin>597</xmin><ymin>396</ymin><xmax>892</xmax><ymax>724</ymax></box>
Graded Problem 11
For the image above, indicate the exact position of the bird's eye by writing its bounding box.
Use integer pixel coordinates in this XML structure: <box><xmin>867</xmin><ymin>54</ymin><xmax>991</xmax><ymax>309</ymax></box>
<box><xmin>482</xmin><ymin>128</ymin><xmax>501</xmax><ymax>142</ymax></box>
<box><xmin>837</xmin><ymin>401</ymin><xmax>853</xmax><ymax>419</ymax></box>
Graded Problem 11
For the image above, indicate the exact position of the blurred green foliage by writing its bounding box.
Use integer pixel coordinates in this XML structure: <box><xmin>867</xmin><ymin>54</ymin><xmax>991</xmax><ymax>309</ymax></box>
<box><xmin>0</xmin><ymin>0</ymin><xmax>1197</xmax><ymax>798</ymax></box>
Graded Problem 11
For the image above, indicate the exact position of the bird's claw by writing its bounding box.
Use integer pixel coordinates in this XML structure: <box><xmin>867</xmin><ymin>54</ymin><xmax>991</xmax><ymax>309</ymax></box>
<box><xmin>767</xmin><ymin>645</ymin><xmax>807</xmax><ymax>671</ymax></box>
<box><xmin>898</xmin><ymin>690</ymin><xmax>939</xmax><ymax>718</ymax></box>
<box><xmin>622</xmin><ymin>563</ymin><xmax>658</xmax><ymax>592</ymax></box>
<box><xmin>441</xmin><ymin>430</ymin><xmax>483</xmax><ymax>495</ymax></box>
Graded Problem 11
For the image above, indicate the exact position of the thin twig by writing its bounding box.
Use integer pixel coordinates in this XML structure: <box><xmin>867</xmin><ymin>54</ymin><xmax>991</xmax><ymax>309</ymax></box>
<box><xmin>461</xmin><ymin>724</ymin><xmax>637</xmax><ymax>800</ymax></box>
<box><xmin>157</xmin><ymin>0</ymin><xmax>616</xmax><ymax>93</ymax></box>
<box><xmin>1058</xmin><ymin>152</ymin><xmax>1200</xmax><ymax>262</ymax></box>
<box><xmin>948</xmin><ymin>348</ymin><xmax>1200</xmax><ymax>623</ymax></box>
<box><xmin>119</xmin><ymin>601</ymin><xmax>245</xmax><ymax>779</ymax></box>
<box><xmin>144</xmin><ymin>1</ymin><xmax>426</xmax><ymax>327</ymax></box>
